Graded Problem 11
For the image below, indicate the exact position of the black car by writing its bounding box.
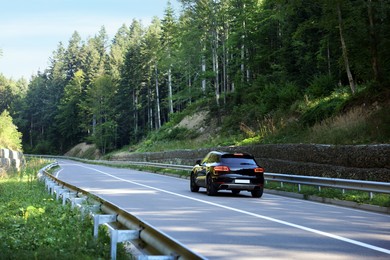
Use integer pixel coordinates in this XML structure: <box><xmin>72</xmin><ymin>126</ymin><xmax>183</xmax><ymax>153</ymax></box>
<box><xmin>190</xmin><ymin>151</ymin><xmax>265</xmax><ymax>198</ymax></box>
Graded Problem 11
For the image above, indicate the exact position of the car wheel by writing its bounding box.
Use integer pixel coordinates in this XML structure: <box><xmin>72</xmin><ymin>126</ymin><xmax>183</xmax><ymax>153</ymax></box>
<box><xmin>206</xmin><ymin>175</ymin><xmax>218</xmax><ymax>196</ymax></box>
<box><xmin>251</xmin><ymin>188</ymin><xmax>263</xmax><ymax>198</ymax></box>
<box><xmin>190</xmin><ymin>172</ymin><xmax>200</xmax><ymax>192</ymax></box>
<box><xmin>232</xmin><ymin>190</ymin><xmax>240</xmax><ymax>195</ymax></box>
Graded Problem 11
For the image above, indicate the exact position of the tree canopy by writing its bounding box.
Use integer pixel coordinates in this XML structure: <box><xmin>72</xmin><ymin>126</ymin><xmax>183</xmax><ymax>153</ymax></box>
<box><xmin>0</xmin><ymin>110</ymin><xmax>22</xmax><ymax>151</ymax></box>
<box><xmin>1</xmin><ymin>0</ymin><xmax>389</xmax><ymax>154</ymax></box>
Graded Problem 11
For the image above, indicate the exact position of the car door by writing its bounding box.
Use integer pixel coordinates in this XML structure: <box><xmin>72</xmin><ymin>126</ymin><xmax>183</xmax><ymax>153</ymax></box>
<box><xmin>195</xmin><ymin>154</ymin><xmax>209</xmax><ymax>187</ymax></box>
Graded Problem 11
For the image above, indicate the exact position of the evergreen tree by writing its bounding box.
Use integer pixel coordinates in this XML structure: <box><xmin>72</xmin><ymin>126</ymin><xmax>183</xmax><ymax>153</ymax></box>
<box><xmin>84</xmin><ymin>75</ymin><xmax>117</xmax><ymax>154</ymax></box>
<box><xmin>56</xmin><ymin>70</ymin><xmax>85</xmax><ymax>150</ymax></box>
<box><xmin>116</xmin><ymin>19</ymin><xmax>144</xmax><ymax>146</ymax></box>
<box><xmin>161</xmin><ymin>1</ymin><xmax>177</xmax><ymax>114</ymax></box>
<box><xmin>109</xmin><ymin>24</ymin><xmax>131</xmax><ymax>81</ymax></box>
<box><xmin>142</xmin><ymin>17</ymin><xmax>163</xmax><ymax>130</ymax></box>
<box><xmin>0</xmin><ymin>110</ymin><xmax>22</xmax><ymax>151</ymax></box>
<box><xmin>64</xmin><ymin>31</ymin><xmax>83</xmax><ymax>80</ymax></box>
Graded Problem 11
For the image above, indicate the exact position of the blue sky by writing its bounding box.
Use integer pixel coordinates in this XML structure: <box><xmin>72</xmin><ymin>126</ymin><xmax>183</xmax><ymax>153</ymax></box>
<box><xmin>0</xmin><ymin>0</ymin><xmax>181</xmax><ymax>80</ymax></box>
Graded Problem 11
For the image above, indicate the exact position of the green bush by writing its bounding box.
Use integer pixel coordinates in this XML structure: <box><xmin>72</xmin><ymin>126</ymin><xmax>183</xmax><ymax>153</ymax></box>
<box><xmin>30</xmin><ymin>140</ymin><xmax>57</xmax><ymax>155</ymax></box>
<box><xmin>301</xmin><ymin>97</ymin><xmax>344</xmax><ymax>126</ymax></box>
<box><xmin>277</xmin><ymin>82</ymin><xmax>301</xmax><ymax>110</ymax></box>
<box><xmin>306</xmin><ymin>74</ymin><xmax>336</xmax><ymax>98</ymax></box>
<box><xmin>0</xmin><ymin>110</ymin><xmax>22</xmax><ymax>151</ymax></box>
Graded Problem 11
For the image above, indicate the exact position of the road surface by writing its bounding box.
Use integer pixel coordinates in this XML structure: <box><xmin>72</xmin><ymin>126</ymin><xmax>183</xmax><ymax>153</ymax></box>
<box><xmin>54</xmin><ymin>159</ymin><xmax>390</xmax><ymax>259</ymax></box>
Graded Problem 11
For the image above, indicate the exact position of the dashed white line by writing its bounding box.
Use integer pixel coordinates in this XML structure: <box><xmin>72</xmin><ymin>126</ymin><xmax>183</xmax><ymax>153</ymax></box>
<box><xmin>66</xmin><ymin>163</ymin><xmax>390</xmax><ymax>255</ymax></box>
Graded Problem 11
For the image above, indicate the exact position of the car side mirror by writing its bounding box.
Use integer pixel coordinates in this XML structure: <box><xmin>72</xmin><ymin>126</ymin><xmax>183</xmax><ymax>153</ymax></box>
<box><xmin>196</xmin><ymin>159</ymin><xmax>202</xmax><ymax>165</ymax></box>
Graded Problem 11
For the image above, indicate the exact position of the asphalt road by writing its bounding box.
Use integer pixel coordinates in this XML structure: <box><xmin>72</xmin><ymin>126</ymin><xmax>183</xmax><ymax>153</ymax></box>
<box><xmin>55</xmin><ymin>159</ymin><xmax>390</xmax><ymax>259</ymax></box>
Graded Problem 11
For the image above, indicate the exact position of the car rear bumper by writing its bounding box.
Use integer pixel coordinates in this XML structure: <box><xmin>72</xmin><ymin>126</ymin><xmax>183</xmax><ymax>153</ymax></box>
<box><xmin>217</xmin><ymin>183</ymin><xmax>263</xmax><ymax>191</ymax></box>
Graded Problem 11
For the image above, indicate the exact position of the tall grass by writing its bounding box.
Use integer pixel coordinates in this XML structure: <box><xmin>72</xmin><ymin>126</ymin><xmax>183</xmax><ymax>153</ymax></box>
<box><xmin>307</xmin><ymin>107</ymin><xmax>369</xmax><ymax>144</ymax></box>
<box><xmin>307</xmin><ymin>105</ymin><xmax>390</xmax><ymax>144</ymax></box>
<box><xmin>0</xmin><ymin>158</ymin><xmax>130</xmax><ymax>260</ymax></box>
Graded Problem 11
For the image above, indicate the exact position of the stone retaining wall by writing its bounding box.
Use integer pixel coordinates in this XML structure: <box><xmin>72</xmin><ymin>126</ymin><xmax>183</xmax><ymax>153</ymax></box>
<box><xmin>0</xmin><ymin>148</ymin><xmax>24</xmax><ymax>172</ymax></box>
<box><xmin>110</xmin><ymin>144</ymin><xmax>390</xmax><ymax>182</ymax></box>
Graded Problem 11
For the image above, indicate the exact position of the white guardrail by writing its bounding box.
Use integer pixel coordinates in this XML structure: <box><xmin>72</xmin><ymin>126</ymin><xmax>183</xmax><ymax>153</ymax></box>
<box><xmin>96</xmin><ymin>160</ymin><xmax>390</xmax><ymax>198</ymax></box>
<box><xmin>38</xmin><ymin>162</ymin><xmax>205</xmax><ymax>260</ymax></box>
<box><xmin>122</xmin><ymin>161</ymin><xmax>390</xmax><ymax>199</ymax></box>
<box><xmin>33</xmin><ymin>155</ymin><xmax>390</xmax><ymax>197</ymax></box>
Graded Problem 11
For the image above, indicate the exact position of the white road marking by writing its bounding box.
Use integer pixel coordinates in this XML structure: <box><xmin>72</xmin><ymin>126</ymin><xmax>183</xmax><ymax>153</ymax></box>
<box><xmin>67</xmin><ymin>163</ymin><xmax>390</xmax><ymax>255</ymax></box>
<box><xmin>55</xmin><ymin>168</ymin><xmax>63</xmax><ymax>178</ymax></box>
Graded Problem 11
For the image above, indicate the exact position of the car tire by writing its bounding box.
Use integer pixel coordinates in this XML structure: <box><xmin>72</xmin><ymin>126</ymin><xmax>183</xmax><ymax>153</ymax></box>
<box><xmin>232</xmin><ymin>190</ymin><xmax>240</xmax><ymax>195</ymax></box>
<box><xmin>251</xmin><ymin>188</ymin><xmax>263</xmax><ymax>198</ymax></box>
<box><xmin>190</xmin><ymin>172</ymin><xmax>200</xmax><ymax>192</ymax></box>
<box><xmin>206</xmin><ymin>175</ymin><xmax>218</xmax><ymax>196</ymax></box>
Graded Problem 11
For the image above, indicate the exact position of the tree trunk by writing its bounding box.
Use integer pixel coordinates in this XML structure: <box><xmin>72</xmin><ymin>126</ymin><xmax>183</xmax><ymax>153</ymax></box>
<box><xmin>212</xmin><ymin>30</ymin><xmax>220</xmax><ymax>107</ymax></box>
<box><xmin>241</xmin><ymin>39</ymin><xmax>245</xmax><ymax>83</ymax></box>
<box><xmin>148</xmin><ymin>84</ymin><xmax>153</xmax><ymax>131</ymax></box>
<box><xmin>327</xmin><ymin>38</ymin><xmax>331</xmax><ymax>76</ymax></box>
<box><xmin>155</xmin><ymin>65</ymin><xmax>161</xmax><ymax>129</ymax></box>
<box><xmin>222</xmin><ymin>37</ymin><xmax>227</xmax><ymax>104</ymax></box>
<box><xmin>367</xmin><ymin>0</ymin><xmax>381</xmax><ymax>85</ymax></box>
<box><xmin>201</xmin><ymin>55</ymin><xmax>206</xmax><ymax>94</ymax></box>
<box><xmin>92</xmin><ymin>114</ymin><xmax>96</xmax><ymax>135</ymax></box>
<box><xmin>168</xmin><ymin>66</ymin><xmax>173</xmax><ymax>114</ymax></box>
<box><xmin>133</xmin><ymin>88</ymin><xmax>138</xmax><ymax>141</ymax></box>
<box><xmin>337</xmin><ymin>3</ymin><xmax>355</xmax><ymax>94</ymax></box>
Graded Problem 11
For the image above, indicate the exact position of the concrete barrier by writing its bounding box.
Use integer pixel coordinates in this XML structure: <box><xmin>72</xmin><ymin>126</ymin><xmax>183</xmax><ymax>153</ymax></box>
<box><xmin>0</xmin><ymin>148</ymin><xmax>24</xmax><ymax>171</ymax></box>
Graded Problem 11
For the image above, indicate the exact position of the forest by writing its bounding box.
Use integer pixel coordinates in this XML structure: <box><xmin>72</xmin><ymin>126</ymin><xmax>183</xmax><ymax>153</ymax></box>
<box><xmin>1</xmin><ymin>0</ymin><xmax>389</xmax><ymax>155</ymax></box>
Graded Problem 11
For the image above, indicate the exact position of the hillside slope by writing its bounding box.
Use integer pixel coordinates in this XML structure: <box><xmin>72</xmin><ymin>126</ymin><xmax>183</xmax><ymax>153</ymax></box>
<box><xmin>129</xmin><ymin>87</ymin><xmax>390</xmax><ymax>153</ymax></box>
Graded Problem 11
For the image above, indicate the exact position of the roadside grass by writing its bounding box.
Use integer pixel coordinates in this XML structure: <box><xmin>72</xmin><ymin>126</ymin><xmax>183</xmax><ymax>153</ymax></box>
<box><xmin>0</xmin><ymin>158</ymin><xmax>130</xmax><ymax>260</ymax></box>
<box><xmin>265</xmin><ymin>181</ymin><xmax>390</xmax><ymax>207</ymax></box>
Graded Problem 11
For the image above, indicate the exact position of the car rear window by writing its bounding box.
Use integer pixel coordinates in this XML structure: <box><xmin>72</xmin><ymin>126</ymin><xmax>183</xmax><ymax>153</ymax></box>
<box><xmin>221</xmin><ymin>154</ymin><xmax>257</xmax><ymax>165</ymax></box>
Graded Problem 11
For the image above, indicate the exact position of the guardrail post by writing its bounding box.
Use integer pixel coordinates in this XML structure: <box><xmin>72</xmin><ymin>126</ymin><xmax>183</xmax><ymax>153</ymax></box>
<box><xmin>93</xmin><ymin>215</ymin><xmax>142</xmax><ymax>260</ymax></box>
<box><xmin>109</xmin><ymin>228</ymin><xmax>140</xmax><ymax>260</ymax></box>
<box><xmin>93</xmin><ymin>214</ymin><xmax>117</xmax><ymax>238</ymax></box>
<box><xmin>54</xmin><ymin>186</ymin><xmax>68</xmax><ymax>200</ymax></box>
<box><xmin>50</xmin><ymin>184</ymin><xmax>61</xmax><ymax>195</ymax></box>
<box><xmin>45</xmin><ymin>179</ymin><xmax>56</xmax><ymax>192</ymax></box>
<box><xmin>70</xmin><ymin>197</ymin><xmax>86</xmax><ymax>209</ymax></box>
<box><xmin>62</xmin><ymin>191</ymin><xmax>77</xmax><ymax>205</ymax></box>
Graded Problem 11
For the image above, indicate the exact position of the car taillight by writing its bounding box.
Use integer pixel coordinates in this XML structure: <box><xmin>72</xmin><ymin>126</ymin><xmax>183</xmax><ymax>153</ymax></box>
<box><xmin>214</xmin><ymin>165</ymin><xmax>230</xmax><ymax>172</ymax></box>
<box><xmin>254</xmin><ymin>167</ymin><xmax>264</xmax><ymax>173</ymax></box>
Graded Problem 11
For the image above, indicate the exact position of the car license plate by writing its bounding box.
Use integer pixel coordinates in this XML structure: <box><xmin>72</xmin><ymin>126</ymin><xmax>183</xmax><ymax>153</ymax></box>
<box><xmin>235</xmin><ymin>179</ymin><xmax>250</xmax><ymax>184</ymax></box>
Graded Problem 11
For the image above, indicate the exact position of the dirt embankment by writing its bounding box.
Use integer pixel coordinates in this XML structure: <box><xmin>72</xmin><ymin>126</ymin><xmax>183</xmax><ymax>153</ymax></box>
<box><xmin>65</xmin><ymin>142</ymin><xmax>101</xmax><ymax>159</ymax></box>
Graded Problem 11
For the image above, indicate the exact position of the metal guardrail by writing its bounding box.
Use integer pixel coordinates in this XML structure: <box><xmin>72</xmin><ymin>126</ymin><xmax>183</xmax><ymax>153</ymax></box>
<box><xmin>31</xmin><ymin>155</ymin><xmax>390</xmax><ymax>197</ymax></box>
<box><xmin>38</xmin><ymin>162</ymin><xmax>205</xmax><ymax>260</ymax></box>
<box><xmin>93</xmin><ymin>160</ymin><xmax>390</xmax><ymax>197</ymax></box>
<box><xmin>265</xmin><ymin>173</ymin><xmax>390</xmax><ymax>195</ymax></box>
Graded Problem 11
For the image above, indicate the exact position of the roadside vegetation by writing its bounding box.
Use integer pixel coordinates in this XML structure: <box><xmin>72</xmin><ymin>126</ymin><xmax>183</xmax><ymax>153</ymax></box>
<box><xmin>126</xmin><ymin>85</ymin><xmax>390</xmax><ymax>153</ymax></box>
<box><xmin>1</xmin><ymin>1</ymin><xmax>389</xmax><ymax>156</ymax></box>
<box><xmin>1</xmin><ymin>1</ymin><xmax>388</xmax><ymax>257</ymax></box>
<box><xmin>0</xmin><ymin>158</ymin><xmax>130</xmax><ymax>260</ymax></box>
<box><xmin>265</xmin><ymin>181</ymin><xmax>390</xmax><ymax>208</ymax></box>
